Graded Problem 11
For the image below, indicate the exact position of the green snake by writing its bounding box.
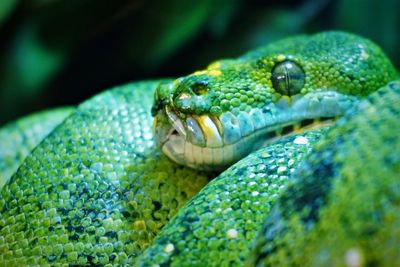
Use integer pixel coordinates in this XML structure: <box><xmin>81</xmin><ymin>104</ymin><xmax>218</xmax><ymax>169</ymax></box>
<box><xmin>0</xmin><ymin>31</ymin><xmax>399</xmax><ymax>266</ymax></box>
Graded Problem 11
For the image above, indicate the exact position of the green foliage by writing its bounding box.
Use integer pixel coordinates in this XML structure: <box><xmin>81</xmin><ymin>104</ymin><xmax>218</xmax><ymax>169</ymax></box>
<box><xmin>0</xmin><ymin>0</ymin><xmax>16</xmax><ymax>26</ymax></box>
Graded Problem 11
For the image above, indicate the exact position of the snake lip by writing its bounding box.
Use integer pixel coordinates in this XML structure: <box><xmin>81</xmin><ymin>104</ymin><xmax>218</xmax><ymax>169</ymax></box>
<box><xmin>155</xmin><ymin>90</ymin><xmax>359</xmax><ymax>170</ymax></box>
<box><xmin>162</xmin><ymin>106</ymin><xmax>224</xmax><ymax>148</ymax></box>
<box><xmin>156</xmin><ymin>107</ymin><xmax>336</xmax><ymax>171</ymax></box>
<box><xmin>165</xmin><ymin>106</ymin><xmax>186</xmax><ymax>138</ymax></box>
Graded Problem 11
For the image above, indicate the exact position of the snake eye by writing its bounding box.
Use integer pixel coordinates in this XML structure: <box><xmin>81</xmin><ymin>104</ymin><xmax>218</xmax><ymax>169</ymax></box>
<box><xmin>271</xmin><ymin>60</ymin><xmax>305</xmax><ymax>96</ymax></box>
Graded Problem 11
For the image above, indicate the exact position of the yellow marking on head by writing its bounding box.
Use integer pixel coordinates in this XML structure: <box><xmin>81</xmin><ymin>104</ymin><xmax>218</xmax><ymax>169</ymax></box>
<box><xmin>277</xmin><ymin>54</ymin><xmax>286</xmax><ymax>62</ymax></box>
<box><xmin>193</xmin><ymin>70</ymin><xmax>208</xmax><ymax>76</ymax></box>
<box><xmin>192</xmin><ymin>69</ymin><xmax>221</xmax><ymax>77</ymax></box>
<box><xmin>208</xmin><ymin>61</ymin><xmax>222</xmax><ymax>69</ymax></box>
<box><xmin>153</xmin><ymin>117</ymin><xmax>158</xmax><ymax>132</ymax></box>
<box><xmin>208</xmin><ymin>62</ymin><xmax>222</xmax><ymax>76</ymax></box>
<box><xmin>208</xmin><ymin>69</ymin><xmax>222</xmax><ymax>76</ymax></box>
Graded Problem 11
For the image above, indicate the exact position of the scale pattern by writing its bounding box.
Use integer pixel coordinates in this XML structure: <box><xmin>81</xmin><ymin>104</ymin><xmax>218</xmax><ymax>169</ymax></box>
<box><xmin>248</xmin><ymin>80</ymin><xmax>400</xmax><ymax>267</ymax></box>
<box><xmin>136</xmin><ymin>129</ymin><xmax>327</xmax><ymax>266</ymax></box>
<box><xmin>153</xmin><ymin>31</ymin><xmax>397</xmax><ymax>118</ymax></box>
<box><xmin>0</xmin><ymin>108</ymin><xmax>73</xmax><ymax>189</ymax></box>
<box><xmin>0</xmin><ymin>81</ymin><xmax>210</xmax><ymax>266</ymax></box>
<box><xmin>0</xmin><ymin>32</ymin><xmax>398</xmax><ymax>267</ymax></box>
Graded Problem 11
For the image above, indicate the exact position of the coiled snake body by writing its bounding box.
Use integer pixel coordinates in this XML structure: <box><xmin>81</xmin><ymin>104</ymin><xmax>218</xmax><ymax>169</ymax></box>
<box><xmin>0</xmin><ymin>32</ymin><xmax>399</xmax><ymax>266</ymax></box>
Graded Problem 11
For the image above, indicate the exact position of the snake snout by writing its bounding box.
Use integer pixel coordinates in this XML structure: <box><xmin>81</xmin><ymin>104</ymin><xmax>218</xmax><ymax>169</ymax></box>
<box><xmin>170</xmin><ymin>75</ymin><xmax>216</xmax><ymax>115</ymax></box>
<box><xmin>151</xmin><ymin>81</ymin><xmax>176</xmax><ymax>117</ymax></box>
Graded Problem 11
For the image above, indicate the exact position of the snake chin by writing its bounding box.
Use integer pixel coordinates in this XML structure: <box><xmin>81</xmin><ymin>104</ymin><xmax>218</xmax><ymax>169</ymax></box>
<box><xmin>154</xmin><ymin>90</ymin><xmax>359</xmax><ymax>171</ymax></box>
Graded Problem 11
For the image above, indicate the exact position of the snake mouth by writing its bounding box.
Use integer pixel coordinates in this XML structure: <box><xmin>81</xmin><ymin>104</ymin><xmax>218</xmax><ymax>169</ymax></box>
<box><xmin>154</xmin><ymin>90</ymin><xmax>359</xmax><ymax>171</ymax></box>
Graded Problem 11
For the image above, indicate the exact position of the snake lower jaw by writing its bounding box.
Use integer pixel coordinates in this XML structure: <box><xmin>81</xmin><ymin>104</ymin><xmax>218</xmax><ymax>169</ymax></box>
<box><xmin>154</xmin><ymin>90</ymin><xmax>359</xmax><ymax>171</ymax></box>
<box><xmin>159</xmin><ymin>116</ymin><xmax>336</xmax><ymax>171</ymax></box>
<box><xmin>154</xmin><ymin>117</ymin><xmax>335</xmax><ymax>172</ymax></box>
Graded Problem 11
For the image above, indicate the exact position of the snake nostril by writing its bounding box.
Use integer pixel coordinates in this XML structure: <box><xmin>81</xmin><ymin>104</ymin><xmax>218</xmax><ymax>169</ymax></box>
<box><xmin>171</xmin><ymin>76</ymin><xmax>213</xmax><ymax>114</ymax></box>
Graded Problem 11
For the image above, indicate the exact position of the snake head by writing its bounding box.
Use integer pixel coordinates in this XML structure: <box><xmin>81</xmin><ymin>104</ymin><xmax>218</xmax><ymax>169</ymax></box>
<box><xmin>152</xmin><ymin>31</ymin><xmax>398</xmax><ymax>171</ymax></box>
<box><xmin>152</xmin><ymin>75</ymin><xmax>216</xmax><ymax>117</ymax></box>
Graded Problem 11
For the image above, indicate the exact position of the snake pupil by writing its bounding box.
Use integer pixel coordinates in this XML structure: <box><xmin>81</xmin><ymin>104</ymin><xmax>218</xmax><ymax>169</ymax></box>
<box><xmin>271</xmin><ymin>60</ymin><xmax>305</xmax><ymax>96</ymax></box>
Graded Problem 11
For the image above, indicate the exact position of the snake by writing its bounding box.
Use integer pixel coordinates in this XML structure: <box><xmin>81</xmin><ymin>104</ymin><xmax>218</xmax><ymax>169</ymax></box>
<box><xmin>0</xmin><ymin>31</ymin><xmax>398</xmax><ymax>266</ymax></box>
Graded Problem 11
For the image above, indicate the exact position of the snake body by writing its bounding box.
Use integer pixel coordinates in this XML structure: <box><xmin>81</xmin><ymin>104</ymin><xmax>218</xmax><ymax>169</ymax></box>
<box><xmin>249</xmin><ymin>80</ymin><xmax>400</xmax><ymax>267</ymax></box>
<box><xmin>0</xmin><ymin>32</ymin><xmax>399</xmax><ymax>266</ymax></box>
<box><xmin>0</xmin><ymin>107</ymin><xmax>74</xmax><ymax>189</ymax></box>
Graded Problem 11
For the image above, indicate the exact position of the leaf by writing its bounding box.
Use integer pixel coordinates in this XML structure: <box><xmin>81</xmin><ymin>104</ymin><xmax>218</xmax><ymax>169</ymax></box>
<box><xmin>0</xmin><ymin>0</ymin><xmax>16</xmax><ymax>26</ymax></box>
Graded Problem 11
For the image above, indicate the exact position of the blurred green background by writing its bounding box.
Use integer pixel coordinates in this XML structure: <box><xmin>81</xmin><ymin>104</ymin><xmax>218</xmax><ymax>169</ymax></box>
<box><xmin>0</xmin><ymin>0</ymin><xmax>398</xmax><ymax>125</ymax></box>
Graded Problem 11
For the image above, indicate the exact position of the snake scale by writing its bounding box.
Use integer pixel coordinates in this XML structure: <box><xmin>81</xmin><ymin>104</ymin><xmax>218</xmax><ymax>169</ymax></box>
<box><xmin>0</xmin><ymin>31</ymin><xmax>399</xmax><ymax>266</ymax></box>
